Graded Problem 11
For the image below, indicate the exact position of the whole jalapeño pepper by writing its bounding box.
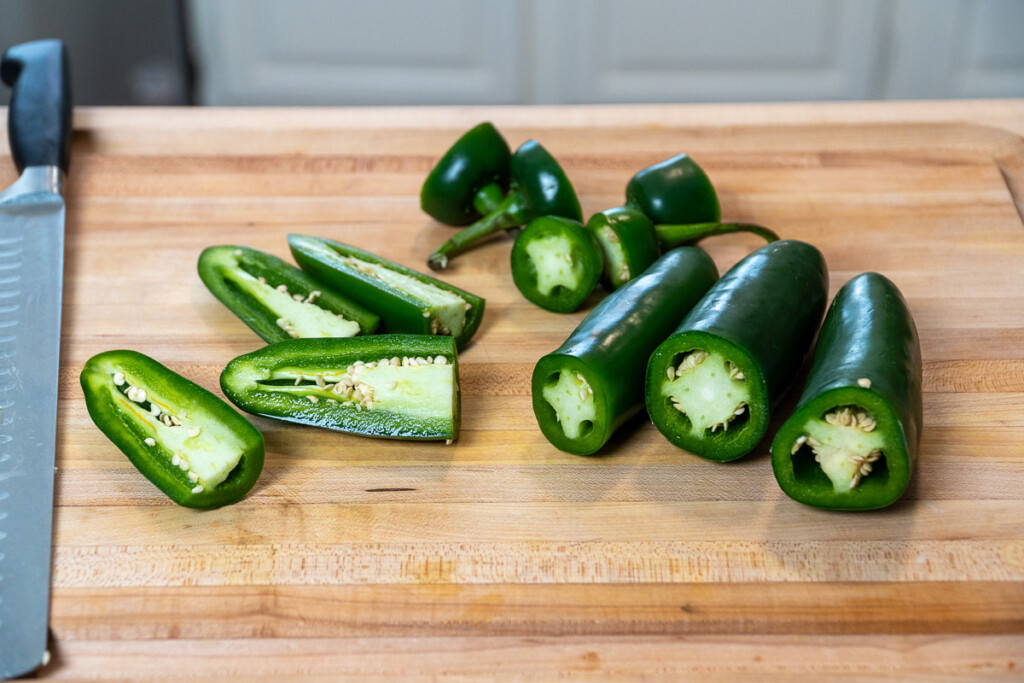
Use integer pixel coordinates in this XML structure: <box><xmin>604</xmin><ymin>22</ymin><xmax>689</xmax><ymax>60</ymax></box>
<box><xmin>81</xmin><ymin>350</ymin><xmax>265</xmax><ymax>509</ymax></box>
<box><xmin>420</xmin><ymin>122</ymin><xmax>511</xmax><ymax>227</ymax></box>
<box><xmin>533</xmin><ymin>247</ymin><xmax>718</xmax><ymax>455</ymax></box>
<box><xmin>645</xmin><ymin>240</ymin><xmax>828</xmax><ymax>461</ymax></box>
<box><xmin>771</xmin><ymin>273</ymin><xmax>922</xmax><ymax>510</ymax></box>
<box><xmin>427</xmin><ymin>139</ymin><xmax>582</xmax><ymax>270</ymax></box>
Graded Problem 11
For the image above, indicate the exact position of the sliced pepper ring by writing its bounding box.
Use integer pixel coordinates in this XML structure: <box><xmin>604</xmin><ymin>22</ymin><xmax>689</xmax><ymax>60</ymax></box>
<box><xmin>586</xmin><ymin>207</ymin><xmax>660</xmax><ymax>291</ymax></box>
<box><xmin>420</xmin><ymin>121</ymin><xmax>511</xmax><ymax>226</ymax></box>
<box><xmin>511</xmin><ymin>215</ymin><xmax>602</xmax><ymax>313</ymax></box>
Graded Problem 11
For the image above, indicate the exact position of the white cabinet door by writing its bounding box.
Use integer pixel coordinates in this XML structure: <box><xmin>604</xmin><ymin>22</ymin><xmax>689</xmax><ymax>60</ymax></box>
<box><xmin>190</xmin><ymin>0</ymin><xmax>523</xmax><ymax>105</ymax></box>
<box><xmin>531</xmin><ymin>0</ymin><xmax>887</xmax><ymax>103</ymax></box>
<box><xmin>189</xmin><ymin>0</ymin><xmax>1024</xmax><ymax>105</ymax></box>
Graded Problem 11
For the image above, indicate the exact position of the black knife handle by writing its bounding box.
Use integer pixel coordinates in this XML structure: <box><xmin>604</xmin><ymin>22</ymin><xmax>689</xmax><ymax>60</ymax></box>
<box><xmin>1</xmin><ymin>39</ymin><xmax>72</xmax><ymax>173</ymax></box>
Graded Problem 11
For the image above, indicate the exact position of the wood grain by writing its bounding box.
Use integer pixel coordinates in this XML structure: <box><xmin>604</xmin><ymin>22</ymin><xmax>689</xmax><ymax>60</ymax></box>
<box><xmin>7</xmin><ymin>101</ymin><xmax>1024</xmax><ymax>678</ymax></box>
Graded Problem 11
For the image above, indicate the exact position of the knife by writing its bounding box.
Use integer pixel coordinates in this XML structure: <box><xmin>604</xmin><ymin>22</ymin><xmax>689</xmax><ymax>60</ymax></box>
<box><xmin>0</xmin><ymin>39</ymin><xmax>71</xmax><ymax>678</ymax></box>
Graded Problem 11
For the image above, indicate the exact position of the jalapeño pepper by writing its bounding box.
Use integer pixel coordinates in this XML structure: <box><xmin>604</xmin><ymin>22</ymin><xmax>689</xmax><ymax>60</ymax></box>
<box><xmin>81</xmin><ymin>350</ymin><xmax>265</xmax><ymax>509</ymax></box>
<box><xmin>645</xmin><ymin>240</ymin><xmax>828</xmax><ymax>461</ymax></box>
<box><xmin>771</xmin><ymin>273</ymin><xmax>922</xmax><ymax>510</ymax></box>
<box><xmin>198</xmin><ymin>245</ymin><xmax>380</xmax><ymax>343</ymax></box>
<box><xmin>427</xmin><ymin>139</ymin><xmax>582</xmax><ymax>270</ymax></box>
<box><xmin>510</xmin><ymin>215</ymin><xmax>603</xmax><ymax>313</ymax></box>
<box><xmin>221</xmin><ymin>335</ymin><xmax>459</xmax><ymax>441</ymax></box>
<box><xmin>586</xmin><ymin>207</ymin><xmax>660</xmax><ymax>291</ymax></box>
<box><xmin>533</xmin><ymin>247</ymin><xmax>718</xmax><ymax>455</ymax></box>
<box><xmin>288</xmin><ymin>234</ymin><xmax>485</xmax><ymax>348</ymax></box>
<box><xmin>589</xmin><ymin>154</ymin><xmax>777</xmax><ymax>290</ymax></box>
<box><xmin>420</xmin><ymin>122</ymin><xmax>511</xmax><ymax>226</ymax></box>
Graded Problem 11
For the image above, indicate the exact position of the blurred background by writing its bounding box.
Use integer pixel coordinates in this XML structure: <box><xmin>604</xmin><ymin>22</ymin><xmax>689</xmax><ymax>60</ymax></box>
<box><xmin>1</xmin><ymin>0</ymin><xmax>1022</xmax><ymax>106</ymax></box>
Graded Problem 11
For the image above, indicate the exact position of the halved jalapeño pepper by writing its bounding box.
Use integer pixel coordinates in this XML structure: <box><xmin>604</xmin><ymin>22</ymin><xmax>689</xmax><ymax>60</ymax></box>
<box><xmin>221</xmin><ymin>335</ymin><xmax>459</xmax><ymax>441</ymax></box>
<box><xmin>80</xmin><ymin>350</ymin><xmax>265</xmax><ymax>509</ymax></box>
<box><xmin>645</xmin><ymin>240</ymin><xmax>828</xmax><ymax>461</ymax></box>
<box><xmin>771</xmin><ymin>273</ymin><xmax>922</xmax><ymax>510</ymax></box>
<box><xmin>420</xmin><ymin>121</ymin><xmax>511</xmax><ymax>227</ymax></box>
<box><xmin>198</xmin><ymin>245</ymin><xmax>380</xmax><ymax>343</ymax></box>
<box><xmin>586</xmin><ymin>207</ymin><xmax>660</xmax><ymax>291</ymax></box>
<box><xmin>511</xmin><ymin>215</ymin><xmax>603</xmax><ymax>313</ymax></box>
<box><xmin>288</xmin><ymin>234</ymin><xmax>485</xmax><ymax>349</ymax></box>
<box><xmin>427</xmin><ymin>139</ymin><xmax>582</xmax><ymax>270</ymax></box>
<box><xmin>533</xmin><ymin>247</ymin><xmax>718</xmax><ymax>455</ymax></box>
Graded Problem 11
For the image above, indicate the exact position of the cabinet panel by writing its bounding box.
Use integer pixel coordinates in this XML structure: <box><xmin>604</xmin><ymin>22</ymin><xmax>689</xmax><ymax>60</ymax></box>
<box><xmin>191</xmin><ymin>0</ymin><xmax>522</xmax><ymax>105</ymax></box>
<box><xmin>538</xmin><ymin>0</ymin><xmax>886</xmax><ymax>103</ymax></box>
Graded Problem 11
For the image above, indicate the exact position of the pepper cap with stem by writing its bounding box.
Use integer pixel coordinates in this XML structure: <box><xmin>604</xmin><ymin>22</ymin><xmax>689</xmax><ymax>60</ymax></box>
<box><xmin>428</xmin><ymin>139</ymin><xmax>582</xmax><ymax>270</ymax></box>
<box><xmin>420</xmin><ymin>121</ymin><xmax>511</xmax><ymax>226</ymax></box>
<box><xmin>625</xmin><ymin>153</ymin><xmax>721</xmax><ymax>226</ymax></box>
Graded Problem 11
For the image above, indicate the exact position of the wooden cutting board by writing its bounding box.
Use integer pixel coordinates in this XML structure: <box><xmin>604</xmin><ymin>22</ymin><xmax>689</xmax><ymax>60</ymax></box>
<box><xmin>9</xmin><ymin>103</ymin><xmax>1024</xmax><ymax>678</ymax></box>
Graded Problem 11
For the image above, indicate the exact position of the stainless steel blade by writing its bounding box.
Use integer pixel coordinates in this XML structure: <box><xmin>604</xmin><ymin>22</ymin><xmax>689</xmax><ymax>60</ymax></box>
<box><xmin>0</xmin><ymin>166</ymin><xmax>64</xmax><ymax>678</ymax></box>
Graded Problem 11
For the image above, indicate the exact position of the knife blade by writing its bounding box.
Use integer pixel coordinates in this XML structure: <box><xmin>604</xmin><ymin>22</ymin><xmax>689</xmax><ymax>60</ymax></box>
<box><xmin>0</xmin><ymin>39</ymin><xmax>71</xmax><ymax>679</ymax></box>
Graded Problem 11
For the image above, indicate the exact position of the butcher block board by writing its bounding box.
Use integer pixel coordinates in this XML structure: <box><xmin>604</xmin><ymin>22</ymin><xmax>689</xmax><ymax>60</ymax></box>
<box><xmin>6</xmin><ymin>102</ymin><xmax>1024</xmax><ymax>679</ymax></box>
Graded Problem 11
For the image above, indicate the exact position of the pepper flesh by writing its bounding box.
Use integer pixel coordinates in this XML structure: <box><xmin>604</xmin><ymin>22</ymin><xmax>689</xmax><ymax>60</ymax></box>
<box><xmin>511</xmin><ymin>215</ymin><xmax>602</xmax><ymax>313</ymax></box>
<box><xmin>586</xmin><ymin>207</ymin><xmax>660</xmax><ymax>291</ymax></box>
<box><xmin>533</xmin><ymin>247</ymin><xmax>718</xmax><ymax>455</ymax></box>
<box><xmin>646</xmin><ymin>240</ymin><xmax>828</xmax><ymax>461</ymax></box>
<box><xmin>427</xmin><ymin>139</ymin><xmax>582</xmax><ymax>270</ymax></box>
<box><xmin>221</xmin><ymin>335</ymin><xmax>460</xmax><ymax>441</ymax></box>
<box><xmin>288</xmin><ymin>234</ymin><xmax>485</xmax><ymax>349</ymax></box>
<box><xmin>198</xmin><ymin>245</ymin><xmax>380</xmax><ymax>344</ymax></box>
<box><xmin>420</xmin><ymin>122</ymin><xmax>511</xmax><ymax>226</ymax></box>
<box><xmin>771</xmin><ymin>272</ymin><xmax>922</xmax><ymax>510</ymax></box>
<box><xmin>80</xmin><ymin>350</ymin><xmax>265</xmax><ymax>509</ymax></box>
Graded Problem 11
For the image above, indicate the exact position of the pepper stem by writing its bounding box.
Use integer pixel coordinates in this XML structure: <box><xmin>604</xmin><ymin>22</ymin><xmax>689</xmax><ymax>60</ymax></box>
<box><xmin>655</xmin><ymin>222</ymin><xmax>779</xmax><ymax>249</ymax></box>
<box><xmin>472</xmin><ymin>182</ymin><xmax>505</xmax><ymax>216</ymax></box>
<box><xmin>428</xmin><ymin>192</ymin><xmax>527</xmax><ymax>270</ymax></box>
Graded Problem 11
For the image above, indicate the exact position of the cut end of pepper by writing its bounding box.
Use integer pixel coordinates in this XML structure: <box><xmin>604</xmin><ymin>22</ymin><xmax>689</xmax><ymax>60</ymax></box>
<box><xmin>512</xmin><ymin>216</ymin><xmax>601</xmax><ymax>313</ymax></box>
<box><xmin>646</xmin><ymin>332</ymin><xmax>769</xmax><ymax>462</ymax></box>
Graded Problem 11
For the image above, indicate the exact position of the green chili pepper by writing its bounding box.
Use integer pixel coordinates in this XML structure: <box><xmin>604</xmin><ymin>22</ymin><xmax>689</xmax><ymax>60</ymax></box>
<box><xmin>771</xmin><ymin>273</ymin><xmax>922</xmax><ymax>510</ymax></box>
<box><xmin>221</xmin><ymin>335</ymin><xmax>459</xmax><ymax>441</ymax></box>
<box><xmin>420</xmin><ymin>121</ymin><xmax>511</xmax><ymax>226</ymax></box>
<box><xmin>81</xmin><ymin>350</ymin><xmax>265</xmax><ymax>509</ymax></box>
<box><xmin>427</xmin><ymin>139</ymin><xmax>582</xmax><ymax>270</ymax></box>
<box><xmin>586</xmin><ymin>207</ymin><xmax>660</xmax><ymax>291</ymax></box>
<box><xmin>625</xmin><ymin>153</ymin><xmax>721</xmax><ymax>226</ymax></box>
<box><xmin>288</xmin><ymin>234</ymin><xmax>485</xmax><ymax>349</ymax></box>
<box><xmin>627</xmin><ymin>155</ymin><xmax>779</xmax><ymax>247</ymax></box>
<box><xmin>510</xmin><ymin>215</ymin><xmax>603</xmax><ymax>314</ymax></box>
<box><xmin>645</xmin><ymin>240</ymin><xmax>828</xmax><ymax>461</ymax></box>
<box><xmin>198</xmin><ymin>245</ymin><xmax>380</xmax><ymax>343</ymax></box>
<box><xmin>533</xmin><ymin>247</ymin><xmax>718</xmax><ymax>455</ymax></box>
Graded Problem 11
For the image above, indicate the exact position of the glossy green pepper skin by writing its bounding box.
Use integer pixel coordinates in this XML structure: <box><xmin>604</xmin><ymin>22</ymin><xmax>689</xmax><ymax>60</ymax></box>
<box><xmin>420</xmin><ymin>122</ymin><xmax>511</xmax><ymax>226</ymax></box>
<box><xmin>511</xmin><ymin>216</ymin><xmax>602</xmax><ymax>313</ymax></box>
<box><xmin>586</xmin><ymin>207</ymin><xmax>660</xmax><ymax>291</ymax></box>
<box><xmin>625</xmin><ymin>154</ymin><xmax>721</xmax><ymax>226</ymax></box>
<box><xmin>533</xmin><ymin>247</ymin><xmax>718</xmax><ymax>455</ymax></box>
<box><xmin>288</xmin><ymin>234</ymin><xmax>485</xmax><ymax>349</ymax></box>
<box><xmin>81</xmin><ymin>350</ymin><xmax>265</xmax><ymax>509</ymax></box>
<box><xmin>221</xmin><ymin>335</ymin><xmax>460</xmax><ymax>441</ymax></box>
<box><xmin>771</xmin><ymin>273</ymin><xmax>922</xmax><ymax>510</ymax></box>
<box><xmin>427</xmin><ymin>139</ymin><xmax>582</xmax><ymax>270</ymax></box>
<box><xmin>646</xmin><ymin>240</ymin><xmax>828</xmax><ymax>461</ymax></box>
<box><xmin>198</xmin><ymin>245</ymin><xmax>380</xmax><ymax>343</ymax></box>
